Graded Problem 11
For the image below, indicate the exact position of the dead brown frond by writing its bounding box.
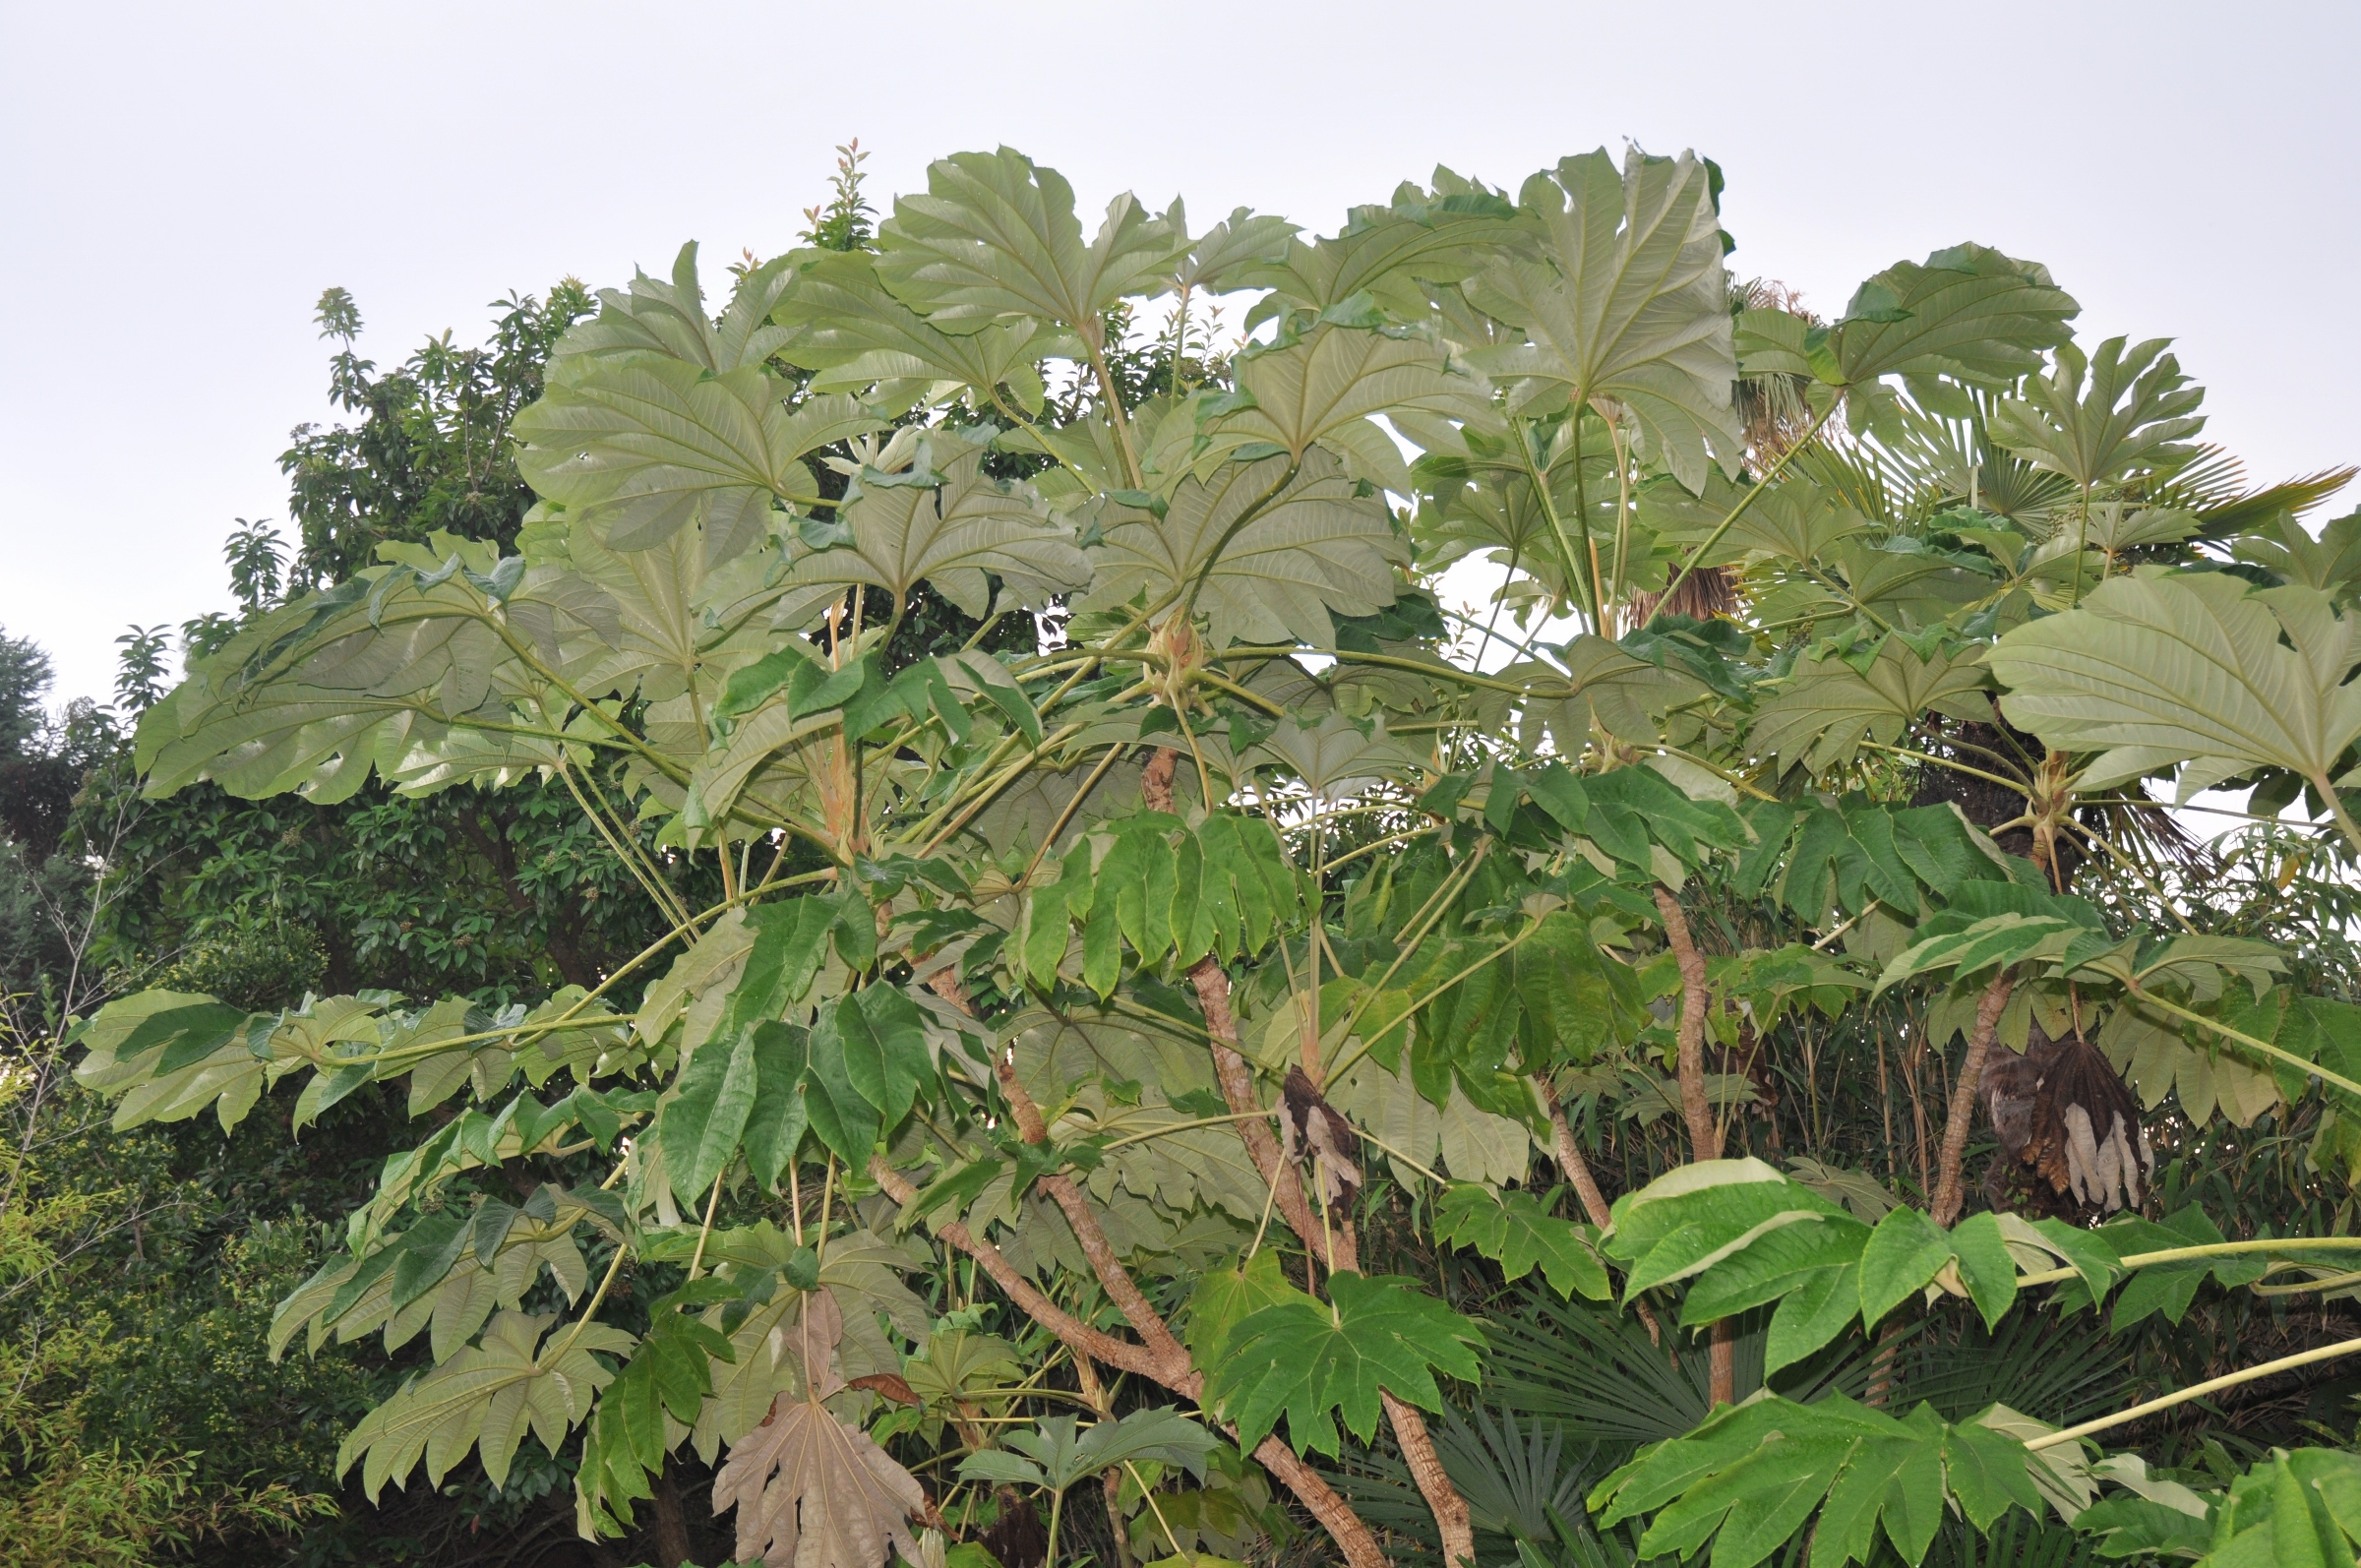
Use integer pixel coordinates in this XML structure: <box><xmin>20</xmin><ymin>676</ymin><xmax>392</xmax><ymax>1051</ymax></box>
<box><xmin>1980</xmin><ymin>1022</ymin><xmax>2152</xmax><ymax>1217</ymax></box>
<box><xmin>1627</xmin><ymin>564</ymin><xmax>1738</xmax><ymax>627</ymax></box>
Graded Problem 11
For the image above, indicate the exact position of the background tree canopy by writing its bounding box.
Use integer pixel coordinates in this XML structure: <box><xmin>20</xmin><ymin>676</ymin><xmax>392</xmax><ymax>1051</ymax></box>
<box><xmin>7</xmin><ymin>140</ymin><xmax>2361</xmax><ymax>1568</ymax></box>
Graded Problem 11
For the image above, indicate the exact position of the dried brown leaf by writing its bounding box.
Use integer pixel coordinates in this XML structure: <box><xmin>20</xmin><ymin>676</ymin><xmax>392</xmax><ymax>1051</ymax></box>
<box><xmin>712</xmin><ymin>1284</ymin><xmax>928</xmax><ymax>1567</ymax></box>
<box><xmin>713</xmin><ymin>1390</ymin><xmax>928</xmax><ymax>1568</ymax></box>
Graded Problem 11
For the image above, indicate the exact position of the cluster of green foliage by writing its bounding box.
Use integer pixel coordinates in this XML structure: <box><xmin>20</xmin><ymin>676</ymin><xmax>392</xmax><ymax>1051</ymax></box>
<box><xmin>20</xmin><ymin>137</ymin><xmax>2361</xmax><ymax>1568</ymax></box>
<box><xmin>0</xmin><ymin>272</ymin><xmax>735</xmax><ymax>1560</ymax></box>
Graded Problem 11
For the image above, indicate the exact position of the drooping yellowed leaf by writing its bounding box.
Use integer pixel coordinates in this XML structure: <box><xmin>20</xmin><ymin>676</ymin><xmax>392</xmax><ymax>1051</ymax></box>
<box><xmin>336</xmin><ymin>1310</ymin><xmax>633</xmax><ymax>1501</ymax></box>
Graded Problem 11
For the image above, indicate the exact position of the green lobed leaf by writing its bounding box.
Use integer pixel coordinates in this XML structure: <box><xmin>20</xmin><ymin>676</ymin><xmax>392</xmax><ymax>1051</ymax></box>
<box><xmin>1203</xmin><ymin>1272</ymin><xmax>1484</xmax><ymax>1456</ymax></box>
<box><xmin>1433</xmin><ymin>1184</ymin><xmax>1610</xmax><ymax>1300</ymax></box>
<box><xmin>1589</xmin><ymin>1394</ymin><xmax>2043</xmax><ymax>1568</ymax></box>
<box><xmin>1463</xmin><ymin>149</ymin><xmax>1740</xmax><ymax>492</ymax></box>
<box><xmin>1991</xmin><ymin>573</ymin><xmax>2361</xmax><ymax>800</ymax></box>
<box><xmin>877</xmin><ymin>147</ymin><xmax>1189</xmax><ymax>333</ymax></box>
<box><xmin>336</xmin><ymin>1310</ymin><xmax>635</xmax><ymax>1502</ymax></box>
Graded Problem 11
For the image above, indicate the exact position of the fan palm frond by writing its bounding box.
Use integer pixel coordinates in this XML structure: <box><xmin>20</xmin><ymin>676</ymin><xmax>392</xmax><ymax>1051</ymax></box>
<box><xmin>1479</xmin><ymin>1292</ymin><xmax>1735</xmax><ymax>1443</ymax></box>
<box><xmin>1923</xmin><ymin>1507</ymin><xmax>2108</xmax><ymax>1568</ymax></box>
<box><xmin>1895</xmin><ymin>1308</ymin><xmax>2132</xmax><ymax>1427</ymax></box>
<box><xmin>1430</xmin><ymin>1406</ymin><xmax>1599</xmax><ymax>1542</ymax></box>
<box><xmin>2188</xmin><ymin>459</ymin><xmax>2357</xmax><ymax>541</ymax></box>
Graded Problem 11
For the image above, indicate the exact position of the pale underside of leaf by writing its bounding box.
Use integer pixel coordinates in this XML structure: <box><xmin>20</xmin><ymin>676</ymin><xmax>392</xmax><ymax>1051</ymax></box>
<box><xmin>1749</xmin><ymin>645</ymin><xmax>1990</xmax><ymax>775</ymax></box>
<box><xmin>1991</xmin><ymin>573</ymin><xmax>2361</xmax><ymax>794</ymax></box>
<box><xmin>1080</xmin><ymin>449</ymin><xmax>1403</xmax><ymax>646</ymax></box>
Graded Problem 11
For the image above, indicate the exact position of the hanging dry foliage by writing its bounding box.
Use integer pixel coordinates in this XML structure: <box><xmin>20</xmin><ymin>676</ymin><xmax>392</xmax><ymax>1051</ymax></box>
<box><xmin>1981</xmin><ymin>1022</ymin><xmax>2152</xmax><ymax>1214</ymax></box>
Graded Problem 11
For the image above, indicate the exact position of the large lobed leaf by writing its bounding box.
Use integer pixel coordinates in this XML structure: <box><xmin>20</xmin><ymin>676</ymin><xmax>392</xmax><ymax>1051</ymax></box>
<box><xmin>710</xmin><ymin>1292</ymin><xmax>929</xmax><ymax>1568</ymax></box>
<box><xmin>1210</xmin><ymin>322</ymin><xmax>1491</xmax><ymax>496</ymax></box>
<box><xmin>774</xmin><ymin>248</ymin><xmax>1062</xmax><ymax>415</ymax></box>
<box><xmin>1432</xmin><ymin>1183</ymin><xmax>1610</xmax><ymax>1300</ymax></box>
<box><xmin>1988</xmin><ymin>335</ymin><xmax>2206</xmax><ymax>494</ymax></box>
<box><xmin>1466</xmin><ymin>148</ymin><xmax>1740</xmax><ymax>491</ymax></box>
<box><xmin>1202</xmin><ymin>1270</ymin><xmax>1485</xmax><ymax>1456</ymax></box>
<box><xmin>767</xmin><ymin>429</ymin><xmax>1091</xmax><ymax>627</ymax></box>
<box><xmin>75</xmin><ymin>986</ymin><xmax>634</xmax><ymax>1137</ymax></box>
<box><xmin>337</xmin><ymin>1310</ymin><xmax>635</xmax><ymax>1501</ymax></box>
<box><xmin>1081</xmin><ymin>448</ymin><xmax>1405</xmax><ymax>645</ymax></box>
<box><xmin>1020</xmin><ymin>811</ymin><xmax>1302</xmax><ymax>997</ymax></box>
<box><xmin>516</xmin><ymin>363</ymin><xmax>881</xmax><ymax>560</ymax></box>
<box><xmin>1736</xmin><ymin>243</ymin><xmax>2077</xmax><ymax>393</ymax></box>
<box><xmin>1734</xmin><ymin>797</ymin><xmax>2012</xmax><ymax>924</ymax></box>
<box><xmin>959</xmin><ymin>1408</ymin><xmax>1215</xmax><ymax>1493</ymax></box>
<box><xmin>1589</xmin><ymin>1394</ymin><xmax>2044</xmax><ymax>1568</ymax></box>
<box><xmin>876</xmin><ymin>147</ymin><xmax>1187</xmax><ymax>335</ymax></box>
<box><xmin>1989</xmin><ymin>572</ymin><xmax>2361</xmax><ymax>798</ymax></box>
<box><xmin>1748</xmin><ymin>643</ymin><xmax>1992</xmax><ymax>779</ymax></box>
<box><xmin>1602</xmin><ymin>1159</ymin><xmax>2035</xmax><ymax>1373</ymax></box>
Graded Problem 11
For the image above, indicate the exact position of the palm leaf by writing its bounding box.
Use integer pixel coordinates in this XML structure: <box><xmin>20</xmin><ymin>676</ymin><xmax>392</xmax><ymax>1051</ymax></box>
<box><xmin>1892</xmin><ymin>1310</ymin><xmax>2131</xmax><ymax>1429</ymax></box>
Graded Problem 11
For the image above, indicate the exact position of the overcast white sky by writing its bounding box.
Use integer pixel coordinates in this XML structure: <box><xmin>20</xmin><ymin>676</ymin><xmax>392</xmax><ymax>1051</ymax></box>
<box><xmin>3</xmin><ymin>0</ymin><xmax>2356</xmax><ymax>705</ymax></box>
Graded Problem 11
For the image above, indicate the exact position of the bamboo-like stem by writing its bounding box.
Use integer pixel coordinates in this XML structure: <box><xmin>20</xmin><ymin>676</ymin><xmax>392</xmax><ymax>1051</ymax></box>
<box><xmin>2317</xmin><ymin>772</ymin><xmax>2361</xmax><ymax>857</ymax></box>
<box><xmin>1020</xmin><ymin>740</ymin><xmax>1128</xmax><ymax>885</ymax></box>
<box><xmin>1326</xmin><ymin>840</ymin><xmax>1491</xmax><ymax>1054</ymax></box>
<box><xmin>1534</xmin><ymin>1076</ymin><xmax>1614</xmax><ymax>1228</ymax></box>
<box><xmin>1519</xmin><ymin>422</ymin><xmax>1601</xmax><ymax>633</ymax></box>
<box><xmin>1249</xmin><ymin>1437</ymin><xmax>1388</xmax><ymax>1568</ymax></box>
<box><xmin>2015</xmin><ymin>1235</ymin><xmax>2361</xmax><ymax>1290</ymax></box>
<box><xmin>2025</xmin><ymin>1336</ymin><xmax>2361</xmax><ymax>1451</ymax></box>
<box><xmin>687</xmin><ymin>1178</ymin><xmax>724</xmax><ymax>1281</ymax></box>
<box><xmin>870</xmin><ymin>1141</ymin><xmax>1389</xmax><ymax>1568</ymax></box>
<box><xmin>545</xmin><ymin>1239</ymin><xmax>630</xmax><ymax>1369</ymax></box>
<box><xmin>558</xmin><ymin>757</ymin><xmax>695</xmax><ymax>931</ymax></box>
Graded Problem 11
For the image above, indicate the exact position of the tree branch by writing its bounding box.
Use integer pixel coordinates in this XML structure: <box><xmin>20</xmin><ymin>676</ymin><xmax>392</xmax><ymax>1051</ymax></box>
<box><xmin>1534</xmin><ymin>1073</ymin><xmax>1667</xmax><ymax>1350</ymax></box>
<box><xmin>867</xmin><ymin>1156</ymin><xmax>1166</xmax><ymax>1380</ymax></box>
<box><xmin>1533</xmin><ymin>1074</ymin><xmax>1614</xmax><ymax>1227</ymax></box>
<box><xmin>875</xmin><ymin>1150</ymin><xmax>1390</xmax><ymax>1567</ymax></box>
<box><xmin>1652</xmin><ymin>882</ymin><xmax>1733</xmax><ymax>1404</ymax></box>
<box><xmin>941</xmin><ymin>966</ymin><xmax>1192</xmax><ymax>1378</ymax></box>
<box><xmin>1930</xmin><ymin>971</ymin><xmax>2016</xmax><ymax>1230</ymax></box>
<box><xmin>1383</xmin><ymin>1392</ymin><xmax>1475</xmax><ymax>1568</ymax></box>
<box><xmin>1145</xmin><ymin>743</ymin><xmax>1474</xmax><ymax>1560</ymax></box>
<box><xmin>1652</xmin><ymin>885</ymin><xmax>1720</xmax><ymax>1162</ymax></box>
<box><xmin>1142</xmin><ymin>750</ymin><xmax>1335</xmax><ymax>1267</ymax></box>
<box><xmin>1249</xmin><ymin>1437</ymin><xmax>1388</xmax><ymax>1568</ymax></box>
